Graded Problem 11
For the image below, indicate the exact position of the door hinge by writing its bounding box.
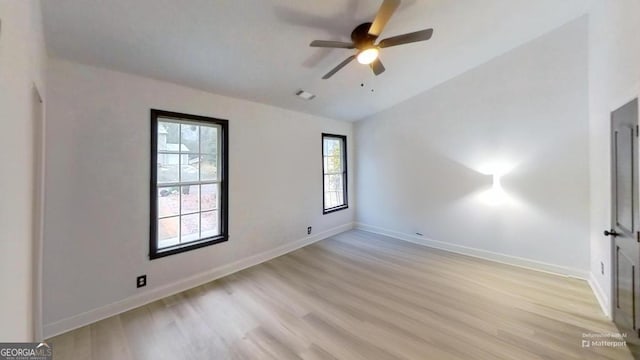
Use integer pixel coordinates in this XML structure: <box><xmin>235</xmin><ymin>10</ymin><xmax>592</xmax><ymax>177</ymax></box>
<box><xmin>637</xmin><ymin>231</ymin><xmax>640</xmax><ymax>243</ymax></box>
<box><xmin>636</xmin><ymin>125</ymin><xmax>639</xmax><ymax>137</ymax></box>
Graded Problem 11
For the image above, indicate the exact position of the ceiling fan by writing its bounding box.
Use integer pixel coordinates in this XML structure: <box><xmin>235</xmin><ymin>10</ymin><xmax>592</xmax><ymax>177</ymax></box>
<box><xmin>309</xmin><ymin>0</ymin><xmax>433</xmax><ymax>79</ymax></box>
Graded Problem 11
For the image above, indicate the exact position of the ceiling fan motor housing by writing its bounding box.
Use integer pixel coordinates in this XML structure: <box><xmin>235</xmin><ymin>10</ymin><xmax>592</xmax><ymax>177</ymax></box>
<box><xmin>351</xmin><ymin>22</ymin><xmax>377</xmax><ymax>49</ymax></box>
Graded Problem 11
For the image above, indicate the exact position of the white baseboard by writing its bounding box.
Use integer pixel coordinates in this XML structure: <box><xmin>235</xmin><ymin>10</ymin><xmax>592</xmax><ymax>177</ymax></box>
<box><xmin>588</xmin><ymin>273</ymin><xmax>611</xmax><ymax>319</ymax></box>
<box><xmin>355</xmin><ymin>223</ymin><xmax>590</xmax><ymax>279</ymax></box>
<box><xmin>43</xmin><ymin>222</ymin><xmax>354</xmax><ymax>339</ymax></box>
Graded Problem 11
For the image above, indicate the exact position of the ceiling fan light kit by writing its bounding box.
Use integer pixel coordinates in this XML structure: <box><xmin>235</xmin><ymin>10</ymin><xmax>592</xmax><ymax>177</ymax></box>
<box><xmin>309</xmin><ymin>0</ymin><xmax>433</xmax><ymax>79</ymax></box>
<box><xmin>357</xmin><ymin>48</ymin><xmax>380</xmax><ymax>65</ymax></box>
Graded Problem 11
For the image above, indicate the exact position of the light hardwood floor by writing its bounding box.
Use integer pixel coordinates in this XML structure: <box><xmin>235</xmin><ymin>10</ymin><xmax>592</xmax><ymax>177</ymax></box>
<box><xmin>48</xmin><ymin>230</ymin><xmax>635</xmax><ymax>359</ymax></box>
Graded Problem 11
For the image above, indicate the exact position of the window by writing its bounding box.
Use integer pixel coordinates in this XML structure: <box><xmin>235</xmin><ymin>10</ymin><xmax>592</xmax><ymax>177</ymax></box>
<box><xmin>150</xmin><ymin>109</ymin><xmax>228</xmax><ymax>259</ymax></box>
<box><xmin>322</xmin><ymin>133</ymin><xmax>348</xmax><ymax>214</ymax></box>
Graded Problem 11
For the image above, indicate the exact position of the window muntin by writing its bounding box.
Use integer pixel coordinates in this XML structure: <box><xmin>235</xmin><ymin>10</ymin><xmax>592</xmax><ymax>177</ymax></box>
<box><xmin>151</xmin><ymin>110</ymin><xmax>228</xmax><ymax>259</ymax></box>
<box><xmin>322</xmin><ymin>134</ymin><xmax>348</xmax><ymax>213</ymax></box>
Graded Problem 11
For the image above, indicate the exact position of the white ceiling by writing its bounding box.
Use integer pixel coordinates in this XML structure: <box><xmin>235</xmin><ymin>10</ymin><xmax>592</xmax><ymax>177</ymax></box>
<box><xmin>42</xmin><ymin>0</ymin><xmax>589</xmax><ymax>121</ymax></box>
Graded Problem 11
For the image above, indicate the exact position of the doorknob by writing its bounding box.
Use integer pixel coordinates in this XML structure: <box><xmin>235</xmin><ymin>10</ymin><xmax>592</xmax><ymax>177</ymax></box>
<box><xmin>604</xmin><ymin>229</ymin><xmax>620</xmax><ymax>237</ymax></box>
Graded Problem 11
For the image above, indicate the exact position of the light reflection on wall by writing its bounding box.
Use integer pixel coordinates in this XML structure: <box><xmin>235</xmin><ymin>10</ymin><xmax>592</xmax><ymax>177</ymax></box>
<box><xmin>476</xmin><ymin>160</ymin><xmax>517</xmax><ymax>206</ymax></box>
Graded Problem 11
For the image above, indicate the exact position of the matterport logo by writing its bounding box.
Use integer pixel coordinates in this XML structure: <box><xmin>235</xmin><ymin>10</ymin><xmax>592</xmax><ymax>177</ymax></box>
<box><xmin>581</xmin><ymin>332</ymin><xmax>627</xmax><ymax>348</ymax></box>
<box><xmin>0</xmin><ymin>342</ymin><xmax>52</xmax><ymax>360</ymax></box>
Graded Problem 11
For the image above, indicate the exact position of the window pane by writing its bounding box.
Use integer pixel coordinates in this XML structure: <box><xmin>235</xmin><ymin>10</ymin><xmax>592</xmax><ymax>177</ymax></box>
<box><xmin>181</xmin><ymin>185</ymin><xmax>199</xmax><ymax>214</ymax></box>
<box><xmin>201</xmin><ymin>211</ymin><xmax>219</xmax><ymax>237</ymax></box>
<box><xmin>158</xmin><ymin>216</ymin><xmax>179</xmax><ymax>249</ymax></box>
<box><xmin>158</xmin><ymin>121</ymin><xmax>180</xmax><ymax>151</ymax></box>
<box><xmin>158</xmin><ymin>187</ymin><xmax>179</xmax><ymax>217</ymax></box>
<box><xmin>200</xmin><ymin>155</ymin><xmax>217</xmax><ymax>181</ymax></box>
<box><xmin>324</xmin><ymin>155</ymin><xmax>342</xmax><ymax>173</ymax></box>
<box><xmin>323</xmin><ymin>138</ymin><xmax>341</xmax><ymax>156</ymax></box>
<box><xmin>324</xmin><ymin>174</ymin><xmax>343</xmax><ymax>191</ymax></box>
<box><xmin>201</xmin><ymin>184</ymin><xmax>218</xmax><ymax>211</ymax></box>
<box><xmin>324</xmin><ymin>172</ymin><xmax>345</xmax><ymax>209</ymax></box>
<box><xmin>181</xmin><ymin>155</ymin><xmax>199</xmax><ymax>182</ymax></box>
<box><xmin>158</xmin><ymin>154</ymin><xmax>179</xmax><ymax>183</ymax></box>
<box><xmin>324</xmin><ymin>191</ymin><xmax>344</xmax><ymax>208</ymax></box>
<box><xmin>181</xmin><ymin>213</ymin><xmax>200</xmax><ymax>243</ymax></box>
<box><xmin>201</xmin><ymin>126</ymin><xmax>218</xmax><ymax>154</ymax></box>
<box><xmin>322</xmin><ymin>139</ymin><xmax>329</xmax><ymax>156</ymax></box>
<box><xmin>180</xmin><ymin>123</ymin><xmax>199</xmax><ymax>153</ymax></box>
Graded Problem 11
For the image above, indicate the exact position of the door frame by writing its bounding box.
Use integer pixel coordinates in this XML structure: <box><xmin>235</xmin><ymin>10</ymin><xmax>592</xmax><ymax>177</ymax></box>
<box><xmin>32</xmin><ymin>83</ymin><xmax>45</xmax><ymax>341</ymax></box>
<box><xmin>609</xmin><ymin>83</ymin><xmax>640</xmax><ymax>320</ymax></box>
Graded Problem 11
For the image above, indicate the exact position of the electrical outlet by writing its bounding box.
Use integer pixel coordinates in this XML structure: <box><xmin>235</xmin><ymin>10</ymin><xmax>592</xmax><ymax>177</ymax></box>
<box><xmin>601</xmin><ymin>262</ymin><xmax>604</xmax><ymax>275</ymax></box>
<box><xmin>307</xmin><ymin>226</ymin><xmax>312</xmax><ymax>235</ymax></box>
<box><xmin>137</xmin><ymin>275</ymin><xmax>147</xmax><ymax>288</ymax></box>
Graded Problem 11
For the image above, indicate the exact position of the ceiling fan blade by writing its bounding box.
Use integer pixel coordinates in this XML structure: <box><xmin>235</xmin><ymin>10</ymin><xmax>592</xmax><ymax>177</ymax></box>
<box><xmin>310</xmin><ymin>40</ymin><xmax>355</xmax><ymax>49</ymax></box>
<box><xmin>370</xmin><ymin>58</ymin><xmax>386</xmax><ymax>76</ymax></box>
<box><xmin>379</xmin><ymin>28</ymin><xmax>433</xmax><ymax>48</ymax></box>
<box><xmin>322</xmin><ymin>55</ymin><xmax>356</xmax><ymax>79</ymax></box>
<box><xmin>368</xmin><ymin>0</ymin><xmax>401</xmax><ymax>37</ymax></box>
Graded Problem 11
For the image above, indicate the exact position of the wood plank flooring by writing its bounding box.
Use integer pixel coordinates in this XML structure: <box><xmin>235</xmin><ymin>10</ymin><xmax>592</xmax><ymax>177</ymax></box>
<box><xmin>48</xmin><ymin>230</ymin><xmax>635</xmax><ymax>359</ymax></box>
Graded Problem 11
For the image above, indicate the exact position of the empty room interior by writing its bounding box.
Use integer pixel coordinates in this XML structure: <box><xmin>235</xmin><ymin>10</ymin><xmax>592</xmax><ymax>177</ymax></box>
<box><xmin>3</xmin><ymin>0</ymin><xmax>640</xmax><ymax>359</ymax></box>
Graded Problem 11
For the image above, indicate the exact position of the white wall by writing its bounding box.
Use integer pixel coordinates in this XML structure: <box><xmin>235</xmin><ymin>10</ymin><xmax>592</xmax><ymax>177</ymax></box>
<box><xmin>588</xmin><ymin>0</ymin><xmax>640</xmax><ymax>316</ymax></box>
<box><xmin>43</xmin><ymin>59</ymin><xmax>354</xmax><ymax>336</ymax></box>
<box><xmin>355</xmin><ymin>18</ymin><xmax>590</xmax><ymax>275</ymax></box>
<box><xmin>0</xmin><ymin>0</ymin><xmax>47</xmax><ymax>341</ymax></box>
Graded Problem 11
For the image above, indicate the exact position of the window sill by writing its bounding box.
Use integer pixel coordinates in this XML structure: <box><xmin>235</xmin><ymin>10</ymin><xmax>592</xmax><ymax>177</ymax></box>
<box><xmin>150</xmin><ymin>234</ymin><xmax>228</xmax><ymax>260</ymax></box>
<box><xmin>323</xmin><ymin>205</ymin><xmax>348</xmax><ymax>215</ymax></box>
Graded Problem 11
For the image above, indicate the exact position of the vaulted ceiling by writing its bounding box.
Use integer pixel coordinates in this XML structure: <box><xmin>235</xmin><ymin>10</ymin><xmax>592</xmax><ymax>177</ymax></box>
<box><xmin>42</xmin><ymin>0</ymin><xmax>588</xmax><ymax>121</ymax></box>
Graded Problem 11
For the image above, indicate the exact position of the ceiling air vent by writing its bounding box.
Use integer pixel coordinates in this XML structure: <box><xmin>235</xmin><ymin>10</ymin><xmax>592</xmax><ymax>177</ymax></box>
<box><xmin>295</xmin><ymin>90</ymin><xmax>316</xmax><ymax>100</ymax></box>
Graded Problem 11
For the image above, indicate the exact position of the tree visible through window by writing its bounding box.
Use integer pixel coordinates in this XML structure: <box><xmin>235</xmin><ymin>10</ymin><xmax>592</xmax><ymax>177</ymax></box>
<box><xmin>322</xmin><ymin>133</ymin><xmax>348</xmax><ymax>214</ymax></box>
<box><xmin>150</xmin><ymin>109</ymin><xmax>228</xmax><ymax>259</ymax></box>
